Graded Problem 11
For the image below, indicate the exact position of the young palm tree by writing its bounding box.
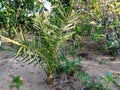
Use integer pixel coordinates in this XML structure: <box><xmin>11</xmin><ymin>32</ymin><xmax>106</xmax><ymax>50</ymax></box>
<box><xmin>1</xmin><ymin>1</ymin><xmax>81</xmax><ymax>83</ymax></box>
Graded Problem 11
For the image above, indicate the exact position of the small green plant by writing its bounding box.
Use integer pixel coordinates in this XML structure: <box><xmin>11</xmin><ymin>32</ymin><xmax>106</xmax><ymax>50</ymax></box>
<box><xmin>76</xmin><ymin>71</ymin><xmax>116</xmax><ymax>90</ymax></box>
<box><xmin>94</xmin><ymin>59</ymin><xmax>105</xmax><ymax>65</ymax></box>
<box><xmin>9</xmin><ymin>76</ymin><xmax>23</xmax><ymax>90</ymax></box>
<box><xmin>60</xmin><ymin>53</ymin><xmax>83</xmax><ymax>75</ymax></box>
<box><xmin>112</xmin><ymin>73</ymin><xmax>120</xmax><ymax>89</ymax></box>
<box><xmin>109</xmin><ymin>57</ymin><xmax>116</xmax><ymax>61</ymax></box>
<box><xmin>76</xmin><ymin>71</ymin><xmax>105</xmax><ymax>90</ymax></box>
<box><xmin>84</xmin><ymin>82</ymin><xmax>105</xmax><ymax>90</ymax></box>
<box><xmin>100</xmin><ymin>72</ymin><xmax>114</xmax><ymax>90</ymax></box>
<box><xmin>76</xmin><ymin>71</ymin><xmax>90</xmax><ymax>86</ymax></box>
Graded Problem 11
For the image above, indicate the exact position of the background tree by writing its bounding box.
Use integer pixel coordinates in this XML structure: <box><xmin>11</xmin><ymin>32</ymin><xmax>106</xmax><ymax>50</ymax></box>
<box><xmin>0</xmin><ymin>0</ymin><xmax>42</xmax><ymax>38</ymax></box>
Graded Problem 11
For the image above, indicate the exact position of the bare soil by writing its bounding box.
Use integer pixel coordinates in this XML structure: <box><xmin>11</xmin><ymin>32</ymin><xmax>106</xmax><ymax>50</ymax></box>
<box><xmin>0</xmin><ymin>42</ymin><xmax>120</xmax><ymax>90</ymax></box>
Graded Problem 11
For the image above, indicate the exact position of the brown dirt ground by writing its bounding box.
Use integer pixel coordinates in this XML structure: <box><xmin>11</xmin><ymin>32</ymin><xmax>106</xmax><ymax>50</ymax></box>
<box><xmin>0</xmin><ymin>42</ymin><xmax>120</xmax><ymax>90</ymax></box>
